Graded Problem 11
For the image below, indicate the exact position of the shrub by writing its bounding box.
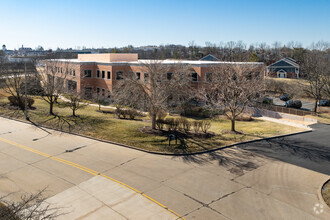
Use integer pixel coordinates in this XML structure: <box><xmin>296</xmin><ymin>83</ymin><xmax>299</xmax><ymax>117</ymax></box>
<box><xmin>201</xmin><ymin>121</ymin><xmax>211</xmax><ymax>133</ymax></box>
<box><xmin>262</xmin><ymin>96</ymin><xmax>273</xmax><ymax>105</ymax></box>
<box><xmin>181</xmin><ymin>104</ymin><xmax>223</xmax><ymax>118</ymax></box>
<box><xmin>8</xmin><ymin>96</ymin><xmax>34</xmax><ymax>109</ymax></box>
<box><xmin>265</xmin><ymin>79</ymin><xmax>285</xmax><ymax>94</ymax></box>
<box><xmin>115</xmin><ymin>108</ymin><xmax>139</xmax><ymax>120</ymax></box>
<box><xmin>285</xmin><ymin>100</ymin><xmax>302</xmax><ymax>109</ymax></box>
<box><xmin>192</xmin><ymin>121</ymin><xmax>202</xmax><ymax>133</ymax></box>
<box><xmin>156</xmin><ymin>110</ymin><xmax>167</xmax><ymax>120</ymax></box>
<box><xmin>236</xmin><ymin>113</ymin><xmax>253</xmax><ymax>121</ymax></box>
<box><xmin>178</xmin><ymin>118</ymin><xmax>191</xmax><ymax>133</ymax></box>
<box><xmin>156</xmin><ymin>119</ymin><xmax>165</xmax><ymax>130</ymax></box>
<box><xmin>165</xmin><ymin>118</ymin><xmax>175</xmax><ymax>131</ymax></box>
<box><xmin>165</xmin><ymin>118</ymin><xmax>180</xmax><ymax>131</ymax></box>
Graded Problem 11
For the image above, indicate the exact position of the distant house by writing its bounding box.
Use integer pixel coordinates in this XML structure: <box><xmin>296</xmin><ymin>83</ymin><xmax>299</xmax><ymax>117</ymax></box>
<box><xmin>266</xmin><ymin>58</ymin><xmax>300</xmax><ymax>78</ymax></box>
<box><xmin>200</xmin><ymin>54</ymin><xmax>219</xmax><ymax>61</ymax></box>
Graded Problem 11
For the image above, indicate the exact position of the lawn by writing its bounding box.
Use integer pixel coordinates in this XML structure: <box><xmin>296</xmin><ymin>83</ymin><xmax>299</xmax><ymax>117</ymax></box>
<box><xmin>0</xmin><ymin>96</ymin><xmax>306</xmax><ymax>153</ymax></box>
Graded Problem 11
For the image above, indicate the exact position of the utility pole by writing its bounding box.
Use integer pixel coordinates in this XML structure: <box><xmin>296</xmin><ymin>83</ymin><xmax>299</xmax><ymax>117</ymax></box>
<box><xmin>24</xmin><ymin>62</ymin><xmax>29</xmax><ymax>120</ymax></box>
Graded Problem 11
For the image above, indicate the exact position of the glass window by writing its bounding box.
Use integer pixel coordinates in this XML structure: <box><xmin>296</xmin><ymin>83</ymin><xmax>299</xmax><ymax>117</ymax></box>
<box><xmin>84</xmin><ymin>87</ymin><xmax>93</xmax><ymax>99</ymax></box>
<box><xmin>144</xmin><ymin>73</ymin><xmax>149</xmax><ymax>82</ymax></box>
<box><xmin>107</xmin><ymin>71</ymin><xmax>111</xmax><ymax>79</ymax></box>
<box><xmin>166</xmin><ymin>72</ymin><xmax>172</xmax><ymax>80</ymax></box>
<box><xmin>102</xmin><ymin>71</ymin><xmax>105</xmax><ymax>79</ymax></box>
<box><xmin>84</xmin><ymin>70</ymin><xmax>92</xmax><ymax>78</ymax></box>
<box><xmin>102</xmin><ymin>88</ymin><xmax>105</xmax><ymax>96</ymax></box>
<box><xmin>73</xmin><ymin>69</ymin><xmax>76</xmax><ymax>76</ymax></box>
<box><xmin>136</xmin><ymin>72</ymin><xmax>141</xmax><ymax>80</ymax></box>
<box><xmin>255</xmin><ymin>72</ymin><xmax>260</xmax><ymax>78</ymax></box>
<box><xmin>206</xmin><ymin>72</ymin><xmax>212</xmax><ymax>82</ymax></box>
<box><xmin>97</xmin><ymin>70</ymin><xmax>100</xmax><ymax>78</ymax></box>
<box><xmin>246</xmin><ymin>72</ymin><xmax>252</xmax><ymax>80</ymax></box>
<box><xmin>96</xmin><ymin>88</ymin><xmax>100</xmax><ymax>96</ymax></box>
<box><xmin>116</xmin><ymin>71</ymin><xmax>124</xmax><ymax>80</ymax></box>
<box><xmin>191</xmin><ymin>72</ymin><xmax>198</xmax><ymax>82</ymax></box>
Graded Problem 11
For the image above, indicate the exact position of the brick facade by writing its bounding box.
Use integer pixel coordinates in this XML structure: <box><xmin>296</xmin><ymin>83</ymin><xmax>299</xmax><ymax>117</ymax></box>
<box><xmin>44</xmin><ymin>53</ymin><xmax>265</xmax><ymax>100</ymax></box>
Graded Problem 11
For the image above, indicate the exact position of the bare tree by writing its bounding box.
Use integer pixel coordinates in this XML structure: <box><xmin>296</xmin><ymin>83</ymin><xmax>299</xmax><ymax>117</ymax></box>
<box><xmin>1</xmin><ymin>60</ymin><xmax>37</xmax><ymax>112</ymax></box>
<box><xmin>301</xmin><ymin>50</ymin><xmax>328</xmax><ymax>112</ymax></box>
<box><xmin>113</xmin><ymin>60</ymin><xmax>192</xmax><ymax>129</ymax></box>
<box><xmin>202</xmin><ymin>63</ymin><xmax>263</xmax><ymax>132</ymax></box>
<box><xmin>39</xmin><ymin>59</ymin><xmax>69</xmax><ymax>115</ymax></box>
<box><xmin>0</xmin><ymin>188</ymin><xmax>65</xmax><ymax>220</ymax></box>
<box><xmin>65</xmin><ymin>91</ymin><xmax>85</xmax><ymax>117</ymax></box>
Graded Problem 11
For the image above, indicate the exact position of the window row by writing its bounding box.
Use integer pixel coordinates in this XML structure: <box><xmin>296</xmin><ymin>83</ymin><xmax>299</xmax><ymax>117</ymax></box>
<box><xmin>83</xmin><ymin>69</ymin><xmax>111</xmax><ymax>79</ymax></box>
<box><xmin>83</xmin><ymin>70</ymin><xmax>261</xmax><ymax>82</ymax></box>
<box><xmin>53</xmin><ymin>67</ymin><xmax>76</xmax><ymax>76</ymax></box>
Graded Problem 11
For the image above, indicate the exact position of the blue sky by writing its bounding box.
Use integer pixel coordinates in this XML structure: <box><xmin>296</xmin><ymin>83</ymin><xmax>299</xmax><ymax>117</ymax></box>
<box><xmin>0</xmin><ymin>0</ymin><xmax>329</xmax><ymax>50</ymax></box>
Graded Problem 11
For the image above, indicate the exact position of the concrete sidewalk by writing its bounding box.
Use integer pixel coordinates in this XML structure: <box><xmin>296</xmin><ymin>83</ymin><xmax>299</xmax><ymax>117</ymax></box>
<box><xmin>44</xmin><ymin>176</ymin><xmax>175</xmax><ymax>219</ymax></box>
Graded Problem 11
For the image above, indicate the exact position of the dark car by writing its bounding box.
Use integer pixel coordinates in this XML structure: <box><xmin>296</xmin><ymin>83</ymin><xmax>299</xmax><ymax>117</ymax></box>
<box><xmin>280</xmin><ymin>93</ymin><xmax>292</xmax><ymax>101</ymax></box>
<box><xmin>285</xmin><ymin>100</ymin><xmax>302</xmax><ymax>109</ymax></box>
<box><xmin>318</xmin><ymin>100</ymin><xmax>330</xmax><ymax>106</ymax></box>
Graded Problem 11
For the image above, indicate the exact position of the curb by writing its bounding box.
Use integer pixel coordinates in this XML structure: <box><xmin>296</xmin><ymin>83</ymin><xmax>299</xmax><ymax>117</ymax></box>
<box><xmin>318</xmin><ymin>178</ymin><xmax>330</xmax><ymax>210</ymax></box>
<box><xmin>0</xmin><ymin>115</ymin><xmax>313</xmax><ymax>156</ymax></box>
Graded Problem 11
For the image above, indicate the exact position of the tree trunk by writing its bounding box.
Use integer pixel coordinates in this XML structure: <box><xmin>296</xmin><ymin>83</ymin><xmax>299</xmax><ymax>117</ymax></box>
<box><xmin>231</xmin><ymin>118</ymin><xmax>236</xmax><ymax>132</ymax></box>
<box><xmin>49</xmin><ymin>102</ymin><xmax>54</xmax><ymax>115</ymax></box>
<box><xmin>313</xmin><ymin>99</ymin><xmax>318</xmax><ymax>113</ymax></box>
<box><xmin>73</xmin><ymin>109</ymin><xmax>76</xmax><ymax>117</ymax></box>
<box><xmin>151</xmin><ymin>114</ymin><xmax>156</xmax><ymax>130</ymax></box>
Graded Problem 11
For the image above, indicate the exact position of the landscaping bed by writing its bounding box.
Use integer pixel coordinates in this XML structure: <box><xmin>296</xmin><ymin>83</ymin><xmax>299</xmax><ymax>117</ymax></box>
<box><xmin>0</xmin><ymin>96</ymin><xmax>306</xmax><ymax>154</ymax></box>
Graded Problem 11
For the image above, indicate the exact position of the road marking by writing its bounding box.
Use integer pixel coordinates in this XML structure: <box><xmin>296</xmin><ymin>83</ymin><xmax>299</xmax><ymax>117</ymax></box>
<box><xmin>0</xmin><ymin>137</ymin><xmax>185</xmax><ymax>219</ymax></box>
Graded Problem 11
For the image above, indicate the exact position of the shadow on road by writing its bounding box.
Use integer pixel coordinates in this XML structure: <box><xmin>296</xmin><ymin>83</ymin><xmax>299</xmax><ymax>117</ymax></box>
<box><xmin>179</xmin><ymin>123</ymin><xmax>330</xmax><ymax>176</ymax></box>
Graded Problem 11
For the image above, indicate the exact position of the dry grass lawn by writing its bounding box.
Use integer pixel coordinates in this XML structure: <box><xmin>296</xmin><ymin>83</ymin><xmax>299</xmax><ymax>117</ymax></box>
<box><xmin>0</xmin><ymin>95</ymin><xmax>306</xmax><ymax>153</ymax></box>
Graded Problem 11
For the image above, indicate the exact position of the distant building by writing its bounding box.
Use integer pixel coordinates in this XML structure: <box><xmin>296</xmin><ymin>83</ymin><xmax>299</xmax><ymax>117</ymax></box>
<box><xmin>266</xmin><ymin>58</ymin><xmax>300</xmax><ymax>78</ymax></box>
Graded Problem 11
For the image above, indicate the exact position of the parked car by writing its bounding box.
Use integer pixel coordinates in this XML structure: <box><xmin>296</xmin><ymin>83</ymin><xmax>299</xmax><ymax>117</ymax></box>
<box><xmin>318</xmin><ymin>100</ymin><xmax>330</xmax><ymax>106</ymax></box>
<box><xmin>280</xmin><ymin>93</ymin><xmax>292</xmax><ymax>101</ymax></box>
<box><xmin>285</xmin><ymin>100</ymin><xmax>302</xmax><ymax>109</ymax></box>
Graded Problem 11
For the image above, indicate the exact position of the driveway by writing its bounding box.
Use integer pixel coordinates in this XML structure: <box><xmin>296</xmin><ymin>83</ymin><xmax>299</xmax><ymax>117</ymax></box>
<box><xmin>0</xmin><ymin>117</ymin><xmax>329</xmax><ymax>219</ymax></box>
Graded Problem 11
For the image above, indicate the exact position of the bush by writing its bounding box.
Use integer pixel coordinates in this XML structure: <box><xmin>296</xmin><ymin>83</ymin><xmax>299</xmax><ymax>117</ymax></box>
<box><xmin>262</xmin><ymin>96</ymin><xmax>273</xmax><ymax>105</ymax></box>
<box><xmin>8</xmin><ymin>96</ymin><xmax>34</xmax><ymax>109</ymax></box>
<box><xmin>115</xmin><ymin>108</ymin><xmax>139</xmax><ymax>120</ymax></box>
<box><xmin>200</xmin><ymin>121</ymin><xmax>211</xmax><ymax>133</ymax></box>
<box><xmin>181</xmin><ymin>105</ymin><xmax>224</xmax><ymax>118</ymax></box>
<box><xmin>280</xmin><ymin>93</ymin><xmax>292</xmax><ymax>102</ymax></box>
<box><xmin>178</xmin><ymin>118</ymin><xmax>192</xmax><ymax>133</ymax></box>
<box><xmin>156</xmin><ymin>110</ymin><xmax>167</xmax><ymax>121</ymax></box>
<box><xmin>236</xmin><ymin>113</ymin><xmax>253</xmax><ymax>121</ymax></box>
<box><xmin>156</xmin><ymin>119</ymin><xmax>165</xmax><ymax>130</ymax></box>
<box><xmin>285</xmin><ymin>100</ymin><xmax>302</xmax><ymax>109</ymax></box>
<box><xmin>193</xmin><ymin>121</ymin><xmax>202</xmax><ymax>133</ymax></box>
<box><xmin>265</xmin><ymin>79</ymin><xmax>285</xmax><ymax>94</ymax></box>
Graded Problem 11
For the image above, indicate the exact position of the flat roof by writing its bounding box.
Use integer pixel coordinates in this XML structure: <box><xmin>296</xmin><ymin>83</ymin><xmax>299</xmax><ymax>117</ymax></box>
<box><xmin>47</xmin><ymin>59</ymin><xmax>264</xmax><ymax>66</ymax></box>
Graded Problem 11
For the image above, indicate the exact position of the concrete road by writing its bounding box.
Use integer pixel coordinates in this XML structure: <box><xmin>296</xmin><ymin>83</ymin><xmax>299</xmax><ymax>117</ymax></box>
<box><xmin>0</xmin><ymin>117</ymin><xmax>329</xmax><ymax>219</ymax></box>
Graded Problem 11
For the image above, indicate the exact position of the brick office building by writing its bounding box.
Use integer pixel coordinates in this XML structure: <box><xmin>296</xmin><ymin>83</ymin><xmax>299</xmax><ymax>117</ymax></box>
<box><xmin>43</xmin><ymin>53</ymin><xmax>265</xmax><ymax>99</ymax></box>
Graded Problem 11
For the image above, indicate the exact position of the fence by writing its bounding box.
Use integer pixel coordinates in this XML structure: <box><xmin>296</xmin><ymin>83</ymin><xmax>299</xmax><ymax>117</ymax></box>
<box><xmin>254</xmin><ymin>103</ymin><xmax>317</xmax><ymax>116</ymax></box>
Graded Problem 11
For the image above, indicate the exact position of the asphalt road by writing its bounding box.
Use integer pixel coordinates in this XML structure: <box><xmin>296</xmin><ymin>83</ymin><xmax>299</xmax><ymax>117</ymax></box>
<box><xmin>0</xmin><ymin>117</ymin><xmax>329</xmax><ymax>219</ymax></box>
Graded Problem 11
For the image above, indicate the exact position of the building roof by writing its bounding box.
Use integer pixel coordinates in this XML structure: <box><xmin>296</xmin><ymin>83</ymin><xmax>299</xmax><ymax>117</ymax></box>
<box><xmin>268</xmin><ymin>58</ymin><xmax>299</xmax><ymax>68</ymax></box>
<box><xmin>199</xmin><ymin>54</ymin><xmax>219</xmax><ymax>61</ymax></box>
<box><xmin>48</xmin><ymin>58</ymin><xmax>264</xmax><ymax>66</ymax></box>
